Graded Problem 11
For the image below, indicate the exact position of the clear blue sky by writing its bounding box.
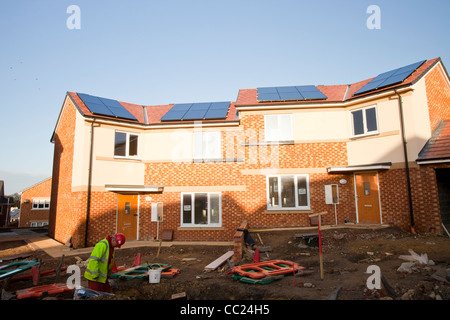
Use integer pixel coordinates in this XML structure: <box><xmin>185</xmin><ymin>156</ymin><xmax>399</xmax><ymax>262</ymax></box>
<box><xmin>0</xmin><ymin>0</ymin><xmax>449</xmax><ymax>195</ymax></box>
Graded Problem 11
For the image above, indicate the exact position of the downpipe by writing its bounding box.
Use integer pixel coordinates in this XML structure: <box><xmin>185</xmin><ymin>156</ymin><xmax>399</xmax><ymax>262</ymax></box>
<box><xmin>395</xmin><ymin>90</ymin><xmax>416</xmax><ymax>234</ymax></box>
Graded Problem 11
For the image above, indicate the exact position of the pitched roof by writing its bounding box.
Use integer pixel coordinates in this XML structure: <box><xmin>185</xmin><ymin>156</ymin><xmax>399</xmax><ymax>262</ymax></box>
<box><xmin>63</xmin><ymin>58</ymin><xmax>443</xmax><ymax>126</ymax></box>
<box><xmin>417</xmin><ymin>119</ymin><xmax>450</xmax><ymax>163</ymax></box>
<box><xmin>236</xmin><ymin>58</ymin><xmax>441</xmax><ymax>106</ymax></box>
<box><xmin>67</xmin><ymin>92</ymin><xmax>238</xmax><ymax>125</ymax></box>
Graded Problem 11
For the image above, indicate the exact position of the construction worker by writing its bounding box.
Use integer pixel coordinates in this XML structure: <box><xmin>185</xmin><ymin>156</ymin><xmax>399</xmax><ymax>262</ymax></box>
<box><xmin>84</xmin><ymin>233</ymin><xmax>126</xmax><ymax>293</ymax></box>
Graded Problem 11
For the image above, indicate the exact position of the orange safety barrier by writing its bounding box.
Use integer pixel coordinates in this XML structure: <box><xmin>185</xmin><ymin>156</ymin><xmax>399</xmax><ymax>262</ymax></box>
<box><xmin>231</xmin><ymin>260</ymin><xmax>304</xmax><ymax>279</ymax></box>
<box><xmin>161</xmin><ymin>268</ymin><xmax>180</xmax><ymax>278</ymax></box>
<box><xmin>16</xmin><ymin>283</ymin><xmax>72</xmax><ymax>299</ymax></box>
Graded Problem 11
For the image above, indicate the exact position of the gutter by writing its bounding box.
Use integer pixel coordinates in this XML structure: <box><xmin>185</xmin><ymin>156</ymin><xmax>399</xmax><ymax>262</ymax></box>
<box><xmin>85</xmin><ymin>118</ymin><xmax>96</xmax><ymax>247</ymax></box>
<box><xmin>395</xmin><ymin>89</ymin><xmax>415</xmax><ymax>233</ymax></box>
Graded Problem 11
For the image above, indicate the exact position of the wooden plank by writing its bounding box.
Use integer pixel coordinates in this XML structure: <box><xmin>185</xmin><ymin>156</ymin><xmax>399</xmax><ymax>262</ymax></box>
<box><xmin>204</xmin><ymin>251</ymin><xmax>234</xmax><ymax>271</ymax></box>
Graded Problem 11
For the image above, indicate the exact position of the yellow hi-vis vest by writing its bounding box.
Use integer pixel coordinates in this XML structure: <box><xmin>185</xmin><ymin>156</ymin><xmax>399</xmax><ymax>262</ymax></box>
<box><xmin>84</xmin><ymin>238</ymin><xmax>115</xmax><ymax>283</ymax></box>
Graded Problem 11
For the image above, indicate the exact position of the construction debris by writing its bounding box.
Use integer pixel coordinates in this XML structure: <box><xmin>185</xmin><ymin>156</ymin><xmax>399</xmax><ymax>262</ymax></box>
<box><xmin>231</xmin><ymin>274</ymin><xmax>283</xmax><ymax>285</ymax></box>
<box><xmin>171</xmin><ymin>292</ymin><xmax>187</xmax><ymax>300</ymax></box>
<box><xmin>397</xmin><ymin>249</ymin><xmax>436</xmax><ymax>274</ymax></box>
<box><xmin>74</xmin><ymin>287</ymin><xmax>113</xmax><ymax>300</ymax></box>
<box><xmin>0</xmin><ymin>260</ymin><xmax>40</xmax><ymax>280</ymax></box>
<box><xmin>204</xmin><ymin>250</ymin><xmax>234</xmax><ymax>271</ymax></box>
<box><xmin>110</xmin><ymin>263</ymin><xmax>179</xmax><ymax>280</ymax></box>
<box><xmin>16</xmin><ymin>283</ymin><xmax>72</xmax><ymax>299</ymax></box>
<box><xmin>399</xmin><ymin>249</ymin><xmax>431</xmax><ymax>265</ymax></box>
<box><xmin>229</xmin><ymin>260</ymin><xmax>303</xmax><ymax>281</ymax></box>
<box><xmin>1</xmin><ymin>226</ymin><xmax>449</xmax><ymax>300</ymax></box>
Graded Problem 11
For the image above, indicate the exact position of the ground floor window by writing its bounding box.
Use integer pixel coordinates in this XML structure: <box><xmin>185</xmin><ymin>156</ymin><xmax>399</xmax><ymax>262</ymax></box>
<box><xmin>30</xmin><ymin>221</ymin><xmax>48</xmax><ymax>227</ymax></box>
<box><xmin>267</xmin><ymin>174</ymin><xmax>310</xmax><ymax>210</ymax></box>
<box><xmin>181</xmin><ymin>192</ymin><xmax>221</xmax><ymax>227</ymax></box>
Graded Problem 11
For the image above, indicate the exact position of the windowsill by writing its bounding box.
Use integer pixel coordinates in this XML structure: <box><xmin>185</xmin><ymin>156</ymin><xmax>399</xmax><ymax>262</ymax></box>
<box><xmin>242</xmin><ymin>140</ymin><xmax>295</xmax><ymax>146</ymax></box>
<box><xmin>350</xmin><ymin>131</ymin><xmax>379</xmax><ymax>140</ymax></box>
<box><xmin>178</xmin><ymin>226</ymin><xmax>224</xmax><ymax>231</ymax></box>
<box><xmin>264</xmin><ymin>209</ymin><xmax>313</xmax><ymax>214</ymax></box>
<box><xmin>193</xmin><ymin>158</ymin><xmax>244</xmax><ymax>163</ymax></box>
<box><xmin>32</xmin><ymin>208</ymin><xmax>50</xmax><ymax>211</ymax></box>
<box><xmin>112</xmin><ymin>156</ymin><xmax>142</xmax><ymax>162</ymax></box>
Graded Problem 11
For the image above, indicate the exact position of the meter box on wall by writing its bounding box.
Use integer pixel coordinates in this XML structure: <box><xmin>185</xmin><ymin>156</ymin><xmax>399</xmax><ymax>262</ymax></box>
<box><xmin>325</xmin><ymin>185</ymin><xmax>339</xmax><ymax>204</ymax></box>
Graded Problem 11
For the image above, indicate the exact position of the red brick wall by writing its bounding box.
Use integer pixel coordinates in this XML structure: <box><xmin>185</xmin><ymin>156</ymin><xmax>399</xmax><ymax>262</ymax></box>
<box><xmin>19</xmin><ymin>178</ymin><xmax>52</xmax><ymax>227</ymax></box>
<box><xmin>425</xmin><ymin>63</ymin><xmax>450</xmax><ymax>130</ymax></box>
<box><xmin>49</xmin><ymin>98</ymin><xmax>88</xmax><ymax>248</ymax></box>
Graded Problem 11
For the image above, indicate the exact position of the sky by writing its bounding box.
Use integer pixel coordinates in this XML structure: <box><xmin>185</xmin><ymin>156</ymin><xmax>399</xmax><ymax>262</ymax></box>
<box><xmin>0</xmin><ymin>0</ymin><xmax>449</xmax><ymax>195</ymax></box>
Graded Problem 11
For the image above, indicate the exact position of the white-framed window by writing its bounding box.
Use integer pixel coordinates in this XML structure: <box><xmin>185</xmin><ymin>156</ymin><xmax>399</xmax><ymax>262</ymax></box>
<box><xmin>181</xmin><ymin>192</ymin><xmax>221</xmax><ymax>227</ymax></box>
<box><xmin>30</xmin><ymin>221</ymin><xmax>49</xmax><ymax>227</ymax></box>
<box><xmin>350</xmin><ymin>106</ymin><xmax>378</xmax><ymax>137</ymax></box>
<box><xmin>193</xmin><ymin>131</ymin><xmax>221</xmax><ymax>160</ymax></box>
<box><xmin>114</xmin><ymin>131</ymin><xmax>139</xmax><ymax>158</ymax></box>
<box><xmin>267</xmin><ymin>175</ymin><xmax>310</xmax><ymax>210</ymax></box>
<box><xmin>264</xmin><ymin>114</ymin><xmax>293</xmax><ymax>142</ymax></box>
<box><xmin>32</xmin><ymin>199</ymin><xmax>50</xmax><ymax>210</ymax></box>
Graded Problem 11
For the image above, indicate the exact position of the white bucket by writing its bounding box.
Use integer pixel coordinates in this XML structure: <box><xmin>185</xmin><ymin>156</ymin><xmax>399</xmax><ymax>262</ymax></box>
<box><xmin>148</xmin><ymin>267</ymin><xmax>162</xmax><ymax>284</ymax></box>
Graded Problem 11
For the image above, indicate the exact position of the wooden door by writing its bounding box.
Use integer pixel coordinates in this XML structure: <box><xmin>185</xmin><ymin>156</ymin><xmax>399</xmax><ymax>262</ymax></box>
<box><xmin>355</xmin><ymin>172</ymin><xmax>381</xmax><ymax>224</ymax></box>
<box><xmin>117</xmin><ymin>194</ymin><xmax>138</xmax><ymax>241</ymax></box>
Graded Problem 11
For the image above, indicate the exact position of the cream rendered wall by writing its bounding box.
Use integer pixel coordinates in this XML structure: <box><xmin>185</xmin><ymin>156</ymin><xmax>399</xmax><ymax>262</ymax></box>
<box><xmin>91</xmin><ymin>125</ymin><xmax>145</xmax><ymax>187</ymax></box>
<box><xmin>346</xmin><ymin>98</ymin><xmax>404</xmax><ymax>165</ymax></box>
<box><xmin>142</xmin><ymin>129</ymin><xmax>194</xmax><ymax>162</ymax></box>
<box><xmin>83</xmin><ymin>125</ymin><xmax>202</xmax><ymax>189</ymax></box>
<box><xmin>402</xmin><ymin>77</ymin><xmax>432</xmax><ymax>160</ymax></box>
<box><xmin>292</xmin><ymin>110</ymin><xmax>348</xmax><ymax>141</ymax></box>
<box><xmin>346</xmin><ymin>75</ymin><xmax>432</xmax><ymax>166</ymax></box>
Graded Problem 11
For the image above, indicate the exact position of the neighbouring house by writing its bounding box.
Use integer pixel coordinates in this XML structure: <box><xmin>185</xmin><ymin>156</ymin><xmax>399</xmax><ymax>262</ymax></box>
<box><xmin>9</xmin><ymin>208</ymin><xmax>20</xmax><ymax>226</ymax></box>
<box><xmin>0</xmin><ymin>180</ymin><xmax>13</xmax><ymax>227</ymax></box>
<box><xmin>19</xmin><ymin>177</ymin><xmax>52</xmax><ymax>228</ymax></box>
<box><xmin>49</xmin><ymin>57</ymin><xmax>450</xmax><ymax>248</ymax></box>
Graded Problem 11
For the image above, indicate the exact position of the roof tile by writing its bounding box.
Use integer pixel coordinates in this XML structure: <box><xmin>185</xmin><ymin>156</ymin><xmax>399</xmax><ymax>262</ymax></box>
<box><xmin>418</xmin><ymin>120</ymin><xmax>450</xmax><ymax>161</ymax></box>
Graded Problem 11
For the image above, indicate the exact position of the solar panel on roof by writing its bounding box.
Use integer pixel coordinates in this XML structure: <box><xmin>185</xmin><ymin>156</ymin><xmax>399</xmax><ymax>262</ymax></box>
<box><xmin>279</xmin><ymin>92</ymin><xmax>303</xmax><ymax>100</ymax></box>
<box><xmin>209</xmin><ymin>101</ymin><xmax>229</xmax><ymax>109</ymax></box>
<box><xmin>353</xmin><ymin>60</ymin><xmax>426</xmax><ymax>96</ymax></box>
<box><xmin>183</xmin><ymin>109</ymin><xmax>209</xmax><ymax>120</ymax></box>
<box><xmin>296</xmin><ymin>85</ymin><xmax>318</xmax><ymax>92</ymax></box>
<box><xmin>256</xmin><ymin>85</ymin><xmax>327</xmax><ymax>101</ymax></box>
<box><xmin>161</xmin><ymin>102</ymin><xmax>231</xmax><ymax>121</ymax></box>
<box><xmin>77</xmin><ymin>93</ymin><xmax>138</xmax><ymax>121</ymax></box>
<box><xmin>257</xmin><ymin>93</ymin><xmax>281</xmax><ymax>101</ymax></box>
<box><xmin>83</xmin><ymin>101</ymin><xmax>115</xmax><ymax>117</ymax></box>
<box><xmin>257</xmin><ymin>87</ymin><xmax>278</xmax><ymax>94</ymax></box>
<box><xmin>77</xmin><ymin>93</ymin><xmax>102</xmax><ymax>103</ymax></box>
<box><xmin>204</xmin><ymin>102</ymin><xmax>230</xmax><ymax>119</ymax></box>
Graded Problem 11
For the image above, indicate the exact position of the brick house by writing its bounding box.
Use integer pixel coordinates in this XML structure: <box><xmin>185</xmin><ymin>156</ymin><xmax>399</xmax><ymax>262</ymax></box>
<box><xmin>49</xmin><ymin>57</ymin><xmax>450</xmax><ymax>248</ymax></box>
<box><xmin>18</xmin><ymin>177</ymin><xmax>52</xmax><ymax>228</ymax></box>
<box><xmin>0</xmin><ymin>180</ymin><xmax>13</xmax><ymax>227</ymax></box>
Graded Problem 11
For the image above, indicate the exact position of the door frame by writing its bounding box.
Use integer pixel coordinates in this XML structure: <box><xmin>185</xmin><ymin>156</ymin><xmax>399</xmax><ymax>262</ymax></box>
<box><xmin>353</xmin><ymin>171</ymin><xmax>383</xmax><ymax>224</ymax></box>
<box><xmin>116</xmin><ymin>193</ymin><xmax>139</xmax><ymax>240</ymax></box>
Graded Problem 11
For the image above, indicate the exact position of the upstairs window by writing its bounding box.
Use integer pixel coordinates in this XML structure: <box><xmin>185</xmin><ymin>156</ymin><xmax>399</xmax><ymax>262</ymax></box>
<box><xmin>32</xmin><ymin>199</ymin><xmax>50</xmax><ymax>210</ymax></box>
<box><xmin>193</xmin><ymin>132</ymin><xmax>221</xmax><ymax>161</ymax></box>
<box><xmin>351</xmin><ymin>106</ymin><xmax>378</xmax><ymax>137</ymax></box>
<box><xmin>114</xmin><ymin>131</ymin><xmax>138</xmax><ymax>157</ymax></box>
<box><xmin>264</xmin><ymin>114</ymin><xmax>293</xmax><ymax>142</ymax></box>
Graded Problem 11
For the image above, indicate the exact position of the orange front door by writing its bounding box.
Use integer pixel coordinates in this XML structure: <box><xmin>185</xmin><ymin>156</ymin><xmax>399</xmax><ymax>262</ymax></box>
<box><xmin>117</xmin><ymin>194</ymin><xmax>138</xmax><ymax>240</ymax></box>
<box><xmin>355</xmin><ymin>172</ymin><xmax>381</xmax><ymax>224</ymax></box>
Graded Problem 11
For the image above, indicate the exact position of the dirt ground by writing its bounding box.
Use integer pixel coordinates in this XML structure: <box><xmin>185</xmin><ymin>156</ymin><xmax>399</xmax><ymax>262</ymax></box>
<box><xmin>1</xmin><ymin>226</ymin><xmax>449</xmax><ymax>301</ymax></box>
